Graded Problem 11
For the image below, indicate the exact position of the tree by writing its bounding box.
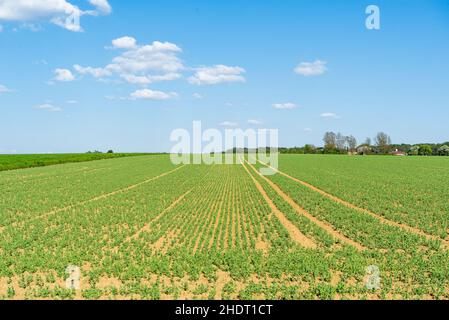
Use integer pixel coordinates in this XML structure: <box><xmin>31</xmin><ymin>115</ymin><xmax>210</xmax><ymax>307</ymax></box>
<box><xmin>374</xmin><ymin>132</ymin><xmax>391</xmax><ymax>154</ymax></box>
<box><xmin>323</xmin><ymin>132</ymin><xmax>339</xmax><ymax>154</ymax></box>
<box><xmin>418</xmin><ymin>145</ymin><xmax>432</xmax><ymax>156</ymax></box>
<box><xmin>437</xmin><ymin>145</ymin><xmax>449</xmax><ymax>156</ymax></box>
<box><xmin>364</xmin><ymin>137</ymin><xmax>372</xmax><ymax>146</ymax></box>
<box><xmin>336</xmin><ymin>133</ymin><xmax>347</xmax><ymax>151</ymax></box>
<box><xmin>408</xmin><ymin>145</ymin><xmax>419</xmax><ymax>156</ymax></box>
<box><xmin>323</xmin><ymin>132</ymin><xmax>337</xmax><ymax>149</ymax></box>
<box><xmin>304</xmin><ymin>144</ymin><xmax>316</xmax><ymax>154</ymax></box>
<box><xmin>346</xmin><ymin>135</ymin><xmax>357</xmax><ymax>152</ymax></box>
<box><xmin>107</xmin><ymin>150</ymin><xmax>114</xmax><ymax>154</ymax></box>
<box><xmin>357</xmin><ymin>145</ymin><xmax>371</xmax><ymax>155</ymax></box>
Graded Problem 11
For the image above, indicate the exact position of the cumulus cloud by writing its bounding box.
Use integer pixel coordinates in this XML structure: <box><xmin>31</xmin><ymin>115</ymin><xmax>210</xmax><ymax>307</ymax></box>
<box><xmin>111</xmin><ymin>36</ymin><xmax>137</xmax><ymax>49</ymax></box>
<box><xmin>34</xmin><ymin>103</ymin><xmax>61</xmax><ymax>112</ymax></box>
<box><xmin>121</xmin><ymin>73</ymin><xmax>181</xmax><ymax>85</ymax></box>
<box><xmin>110</xmin><ymin>41</ymin><xmax>183</xmax><ymax>74</ymax></box>
<box><xmin>74</xmin><ymin>40</ymin><xmax>184</xmax><ymax>86</ymax></box>
<box><xmin>189</xmin><ymin>65</ymin><xmax>246</xmax><ymax>85</ymax></box>
<box><xmin>294</xmin><ymin>60</ymin><xmax>327</xmax><ymax>76</ymax></box>
<box><xmin>72</xmin><ymin>37</ymin><xmax>247</xmax><ymax>97</ymax></box>
<box><xmin>74</xmin><ymin>64</ymin><xmax>111</xmax><ymax>78</ymax></box>
<box><xmin>88</xmin><ymin>0</ymin><xmax>112</xmax><ymax>15</ymax></box>
<box><xmin>272</xmin><ymin>102</ymin><xmax>297</xmax><ymax>110</ymax></box>
<box><xmin>320</xmin><ymin>112</ymin><xmax>339</xmax><ymax>119</ymax></box>
<box><xmin>0</xmin><ymin>0</ymin><xmax>112</xmax><ymax>32</ymax></box>
<box><xmin>220</xmin><ymin>121</ymin><xmax>238</xmax><ymax>127</ymax></box>
<box><xmin>0</xmin><ymin>0</ymin><xmax>79</xmax><ymax>21</ymax></box>
<box><xmin>192</xmin><ymin>93</ymin><xmax>203</xmax><ymax>99</ymax></box>
<box><xmin>54</xmin><ymin>68</ymin><xmax>75</xmax><ymax>82</ymax></box>
<box><xmin>130</xmin><ymin>89</ymin><xmax>177</xmax><ymax>100</ymax></box>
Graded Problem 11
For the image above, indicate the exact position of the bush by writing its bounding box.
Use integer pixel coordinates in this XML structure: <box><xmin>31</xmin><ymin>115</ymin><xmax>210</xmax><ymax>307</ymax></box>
<box><xmin>418</xmin><ymin>145</ymin><xmax>432</xmax><ymax>156</ymax></box>
<box><xmin>438</xmin><ymin>145</ymin><xmax>449</xmax><ymax>156</ymax></box>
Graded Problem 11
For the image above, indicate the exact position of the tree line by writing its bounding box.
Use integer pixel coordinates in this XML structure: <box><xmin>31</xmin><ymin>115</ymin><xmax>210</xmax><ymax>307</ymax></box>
<box><xmin>279</xmin><ymin>132</ymin><xmax>449</xmax><ymax>156</ymax></box>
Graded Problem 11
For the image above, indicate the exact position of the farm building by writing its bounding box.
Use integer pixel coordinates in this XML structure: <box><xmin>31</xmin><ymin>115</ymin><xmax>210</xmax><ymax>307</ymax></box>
<box><xmin>391</xmin><ymin>149</ymin><xmax>406</xmax><ymax>156</ymax></box>
<box><xmin>357</xmin><ymin>145</ymin><xmax>371</xmax><ymax>155</ymax></box>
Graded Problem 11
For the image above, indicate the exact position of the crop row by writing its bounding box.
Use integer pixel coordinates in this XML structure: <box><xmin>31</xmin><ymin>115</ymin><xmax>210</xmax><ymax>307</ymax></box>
<box><xmin>0</xmin><ymin>155</ymin><xmax>176</xmax><ymax>226</ymax></box>
<box><xmin>277</xmin><ymin>155</ymin><xmax>449</xmax><ymax>238</ymax></box>
<box><xmin>1</xmin><ymin>155</ymin><xmax>449</xmax><ymax>299</ymax></box>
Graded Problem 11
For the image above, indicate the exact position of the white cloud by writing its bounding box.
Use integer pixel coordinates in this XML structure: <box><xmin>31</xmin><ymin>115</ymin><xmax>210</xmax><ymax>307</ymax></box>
<box><xmin>74</xmin><ymin>40</ymin><xmax>184</xmax><ymax>85</ymax></box>
<box><xmin>120</xmin><ymin>74</ymin><xmax>151</xmax><ymax>85</ymax></box>
<box><xmin>189</xmin><ymin>65</ymin><xmax>246</xmax><ymax>85</ymax></box>
<box><xmin>294</xmin><ymin>60</ymin><xmax>327</xmax><ymax>76</ymax></box>
<box><xmin>66</xmin><ymin>100</ymin><xmax>77</xmax><ymax>104</ymax></box>
<box><xmin>320</xmin><ymin>112</ymin><xmax>339</xmax><ymax>119</ymax></box>
<box><xmin>248</xmin><ymin>119</ymin><xmax>263</xmax><ymax>125</ymax></box>
<box><xmin>273</xmin><ymin>102</ymin><xmax>297</xmax><ymax>110</ymax></box>
<box><xmin>111</xmin><ymin>36</ymin><xmax>137</xmax><ymax>49</ymax></box>
<box><xmin>0</xmin><ymin>84</ymin><xmax>12</xmax><ymax>93</ymax></box>
<box><xmin>51</xmin><ymin>14</ymin><xmax>82</xmax><ymax>32</ymax></box>
<box><xmin>0</xmin><ymin>0</ymin><xmax>112</xmax><ymax>32</ymax></box>
<box><xmin>220</xmin><ymin>121</ymin><xmax>238</xmax><ymax>127</ymax></box>
<box><xmin>34</xmin><ymin>103</ymin><xmax>61</xmax><ymax>112</ymax></box>
<box><xmin>54</xmin><ymin>68</ymin><xmax>75</xmax><ymax>82</ymax></box>
<box><xmin>74</xmin><ymin>64</ymin><xmax>111</xmax><ymax>78</ymax></box>
<box><xmin>121</xmin><ymin>73</ymin><xmax>181</xmax><ymax>85</ymax></box>
<box><xmin>88</xmin><ymin>0</ymin><xmax>112</xmax><ymax>15</ymax></box>
<box><xmin>109</xmin><ymin>41</ymin><xmax>183</xmax><ymax>74</ymax></box>
<box><xmin>73</xmin><ymin>38</ymin><xmax>247</xmax><ymax>94</ymax></box>
<box><xmin>192</xmin><ymin>93</ymin><xmax>203</xmax><ymax>99</ymax></box>
<box><xmin>0</xmin><ymin>0</ymin><xmax>80</xmax><ymax>21</ymax></box>
<box><xmin>130</xmin><ymin>89</ymin><xmax>176</xmax><ymax>100</ymax></box>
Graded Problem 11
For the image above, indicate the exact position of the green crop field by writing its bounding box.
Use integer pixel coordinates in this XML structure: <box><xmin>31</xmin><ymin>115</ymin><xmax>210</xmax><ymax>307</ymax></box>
<box><xmin>0</xmin><ymin>153</ymin><xmax>154</xmax><ymax>172</ymax></box>
<box><xmin>0</xmin><ymin>154</ymin><xmax>448</xmax><ymax>300</ymax></box>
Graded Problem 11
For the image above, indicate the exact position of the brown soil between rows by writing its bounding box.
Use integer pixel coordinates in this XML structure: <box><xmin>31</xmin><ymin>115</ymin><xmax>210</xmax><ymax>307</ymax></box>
<box><xmin>126</xmin><ymin>189</ymin><xmax>192</xmax><ymax>243</ymax></box>
<box><xmin>258</xmin><ymin>160</ymin><xmax>449</xmax><ymax>250</ymax></box>
<box><xmin>246</xmin><ymin>160</ymin><xmax>366</xmax><ymax>251</ymax></box>
<box><xmin>193</xmin><ymin>178</ymin><xmax>228</xmax><ymax>253</ymax></box>
<box><xmin>239</xmin><ymin>158</ymin><xmax>317</xmax><ymax>249</ymax></box>
<box><xmin>16</xmin><ymin>165</ymin><xmax>186</xmax><ymax>227</ymax></box>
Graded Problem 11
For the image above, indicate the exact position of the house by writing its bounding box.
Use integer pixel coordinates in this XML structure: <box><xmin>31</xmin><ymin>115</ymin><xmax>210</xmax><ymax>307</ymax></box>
<box><xmin>391</xmin><ymin>149</ymin><xmax>406</xmax><ymax>156</ymax></box>
<box><xmin>357</xmin><ymin>145</ymin><xmax>371</xmax><ymax>155</ymax></box>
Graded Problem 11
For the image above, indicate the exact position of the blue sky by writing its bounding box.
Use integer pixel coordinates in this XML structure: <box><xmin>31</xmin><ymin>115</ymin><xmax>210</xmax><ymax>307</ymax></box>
<box><xmin>0</xmin><ymin>0</ymin><xmax>448</xmax><ymax>153</ymax></box>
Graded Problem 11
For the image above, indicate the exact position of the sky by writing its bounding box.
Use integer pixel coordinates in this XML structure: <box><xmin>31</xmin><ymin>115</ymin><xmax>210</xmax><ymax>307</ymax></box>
<box><xmin>0</xmin><ymin>0</ymin><xmax>448</xmax><ymax>153</ymax></box>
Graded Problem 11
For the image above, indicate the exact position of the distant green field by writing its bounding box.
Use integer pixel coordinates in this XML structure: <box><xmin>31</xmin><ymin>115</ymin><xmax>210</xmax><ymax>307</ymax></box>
<box><xmin>0</xmin><ymin>153</ymin><xmax>155</xmax><ymax>171</ymax></box>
